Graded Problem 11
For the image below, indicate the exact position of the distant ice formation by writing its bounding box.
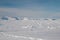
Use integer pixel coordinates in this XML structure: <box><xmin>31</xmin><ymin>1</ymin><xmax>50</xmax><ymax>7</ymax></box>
<box><xmin>23</xmin><ymin>17</ymin><xmax>29</xmax><ymax>20</ymax></box>
<box><xmin>0</xmin><ymin>16</ymin><xmax>60</xmax><ymax>32</ymax></box>
<box><xmin>13</xmin><ymin>16</ymin><xmax>20</xmax><ymax>20</ymax></box>
<box><xmin>1</xmin><ymin>16</ymin><xmax>9</xmax><ymax>20</ymax></box>
<box><xmin>1</xmin><ymin>16</ymin><xmax>16</xmax><ymax>20</ymax></box>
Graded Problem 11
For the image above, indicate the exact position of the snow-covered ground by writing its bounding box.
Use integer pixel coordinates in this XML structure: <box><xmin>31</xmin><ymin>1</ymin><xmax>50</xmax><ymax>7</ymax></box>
<box><xmin>0</xmin><ymin>17</ymin><xmax>60</xmax><ymax>40</ymax></box>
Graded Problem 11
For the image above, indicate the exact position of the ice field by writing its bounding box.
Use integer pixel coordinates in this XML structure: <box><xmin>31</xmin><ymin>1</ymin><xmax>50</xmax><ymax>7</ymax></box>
<box><xmin>0</xmin><ymin>17</ymin><xmax>60</xmax><ymax>40</ymax></box>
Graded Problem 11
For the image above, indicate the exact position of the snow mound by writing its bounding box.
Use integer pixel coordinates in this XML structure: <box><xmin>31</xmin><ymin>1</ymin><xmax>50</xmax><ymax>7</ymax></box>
<box><xmin>1</xmin><ymin>16</ymin><xmax>9</xmax><ymax>20</ymax></box>
<box><xmin>13</xmin><ymin>17</ymin><xmax>20</xmax><ymax>20</ymax></box>
<box><xmin>1</xmin><ymin>16</ymin><xmax>17</xmax><ymax>20</ymax></box>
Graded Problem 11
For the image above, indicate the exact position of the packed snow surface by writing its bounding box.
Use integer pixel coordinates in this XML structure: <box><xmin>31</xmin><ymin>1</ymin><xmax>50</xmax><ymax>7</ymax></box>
<box><xmin>0</xmin><ymin>17</ymin><xmax>60</xmax><ymax>40</ymax></box>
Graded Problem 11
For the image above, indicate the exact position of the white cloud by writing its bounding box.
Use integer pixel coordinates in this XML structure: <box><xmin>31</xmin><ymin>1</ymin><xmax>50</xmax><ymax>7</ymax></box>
<box><xmin>0</xmin><ymin>8</ymin><xmax>47</xmax><ymax>17</ymax></box>
<box><xmin>0</xmin><ymin>8</ymin><xmax>60</xmax><ymax>18</ymax></box>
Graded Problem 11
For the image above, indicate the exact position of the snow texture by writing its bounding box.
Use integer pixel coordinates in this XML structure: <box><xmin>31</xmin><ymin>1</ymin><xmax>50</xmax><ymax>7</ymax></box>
<box><xmin>0</xmin><ymin>17</ymin><xmax>60</xmax><ymax>40</ymax></box>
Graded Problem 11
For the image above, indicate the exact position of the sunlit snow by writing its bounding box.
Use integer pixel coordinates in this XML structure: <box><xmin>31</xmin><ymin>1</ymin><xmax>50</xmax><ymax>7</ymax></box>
<box><xmin>0</xmin><ymin>17</ymin><xmax>60</xmax><ymax>40</ymax></box>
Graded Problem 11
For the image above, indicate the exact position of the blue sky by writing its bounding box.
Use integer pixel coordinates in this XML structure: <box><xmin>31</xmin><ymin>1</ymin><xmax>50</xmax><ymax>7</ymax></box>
<box><xmin>0</xmin><ymin>0</ymin><xmax>60</xmax><ymax>18</ymax></box>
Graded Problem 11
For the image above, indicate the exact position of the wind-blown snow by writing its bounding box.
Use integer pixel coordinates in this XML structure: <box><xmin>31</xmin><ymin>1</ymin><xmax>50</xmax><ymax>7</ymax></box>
<box><xmin>0</xmin><ymin>17</ymin><xmax>60</xmax><ymax>40</ymax></box>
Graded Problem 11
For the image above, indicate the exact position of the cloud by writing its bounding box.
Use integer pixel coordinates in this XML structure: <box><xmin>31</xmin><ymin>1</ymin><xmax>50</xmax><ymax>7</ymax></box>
<box><xmin>0</xmin><ymin>8</ymin><xmax>60</xmax><ymax>18</ymax></box>
<box><xmin>0</xmin><ymin>8</ymin><xmax>48</xmax><ymax>17</ymax></box>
